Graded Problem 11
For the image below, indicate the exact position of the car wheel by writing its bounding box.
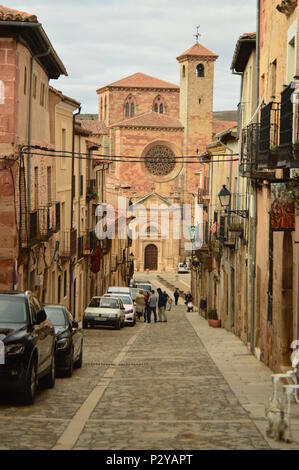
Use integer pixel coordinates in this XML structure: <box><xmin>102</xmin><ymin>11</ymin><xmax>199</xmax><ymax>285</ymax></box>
<box><xmin>65</xmin><ymin>350</ymin><xmax>74</xmax><ymax>378</ymax></box>
<box><xmin>74</xmin><ymin>342</ymin><xmax>83</xmax><ymax>369</ymax></box>
<box><xmin>22</xmin><ymin>357</ymin><xmax>37</xmax><ymax>405</ymax></box>
<box><xmin>115</xmin><ymin>319</ymin><xmax>121</xmax><ymax>330</ymax></box>
<box><xmin>40</xmin><ymin>354</ymin><xmax>56</xmax><ymax>389</ymax></box>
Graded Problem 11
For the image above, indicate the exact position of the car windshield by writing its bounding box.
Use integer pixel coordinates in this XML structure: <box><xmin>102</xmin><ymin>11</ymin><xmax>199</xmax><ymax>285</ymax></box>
<box><xmin>0</xmin><ymin>296</ymin><xmax>27</xmax><ymax>324</ymax></box>
<box><xmin>114</xmin><ymin>296</ymin><xmax>131</xmax><ymax>305</ymax></box>
<box><xmin>136</xmin><ymin>284</ymin><xmax>151</xmax><ymax>291</ymax></box>
<box><xmin>44</xmin><ymin>307</ymin><xmax>67</xmax><ymax>327</ymax></box>
<box><xmin>89</xmin><ymin>298</ymin><xmax>118</xmax><ymax>309</ymax></box>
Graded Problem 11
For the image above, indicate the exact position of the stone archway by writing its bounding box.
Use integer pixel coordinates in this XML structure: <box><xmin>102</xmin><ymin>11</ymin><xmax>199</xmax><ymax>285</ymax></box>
<box><xmin>280</xmin><ymin>232</ymin><xmax>293</xmax><ymax>366</ymax></box>
<box><xmin>144</xmin><ymin>244</ymin><xmax>158</xmax><ymax>271</ymax></box>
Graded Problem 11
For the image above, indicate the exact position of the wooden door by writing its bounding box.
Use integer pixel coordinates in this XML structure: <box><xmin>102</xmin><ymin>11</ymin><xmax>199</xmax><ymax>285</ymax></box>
<box><xmin>144</xmin><ymin>245</ymin><xmax>158</xmax><ymax>271</ymax></box>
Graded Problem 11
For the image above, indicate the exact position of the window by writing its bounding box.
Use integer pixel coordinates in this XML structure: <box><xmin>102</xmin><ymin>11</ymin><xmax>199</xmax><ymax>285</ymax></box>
<box><xmin>61</xmin><ymin>129</ymin><xmax>66</xmax><ymax>169</ymax></box>
<box><xmin>182</xmin><ymin>65</ymin><xmax>186</xmax><ymax>78</ymax></box>
<box><xmin>100</xmin><ymin>97</ymin><xmax>103</xmax><ymax>121</ymax></box>
<box><xmin>124</xmin><ymin>94</ymin><xmax>136</xmax><ymax>118</ymax></box>
<box><xmin>271</xmin><ymin>60</ymin><xmax>277</xmax><ymax>98</ymax></box>
<box><xmin>153</xmin><ymin>96</ymin><xmax>165</xmax><ymax>114</ymax></box>
<box><xmin>131</xmin><ymin>102</ymin><xmax>135</xmax><ymax>117</ymax></box>
<box><xmin>40</xmin><ymin>83</ymin><xmax>45</xmax><ymax>106</ymax></box>
<box><xmin>64</xmin><ymin>271</ymin><xmax>67</xmax><ymax>298</ymax></box>
<box><xmin>196</xmin><ymin>63</ymin><xmax>205</xmax><ymax>78</ymax></box>
<box><xmin>104</xmin><ymin>96</ymin><xmax>107</xmax><ymax>120</ymax></box>
<box><xmin>125</xmin><ymin>101</ymin><xmax>130</xmax><ymax>118</ymax></box>
<box><xmin>33</xmin><ymin>74</ymin><xmax>37</xmax><ymax>99</ymax></box>
<box><xmin>24</xmin><ymin>67</ymin><xmax>27</xmax><ymax>95</ymax></box>
<box><xmin>58</xmin><ymin>275</ymin><xmax>62</xmax><ymax>303</ymax></box>
<box><xmin>287</xmin><ymin>36</ymin><xmax>296</xmax><ymax>83</ymax></box>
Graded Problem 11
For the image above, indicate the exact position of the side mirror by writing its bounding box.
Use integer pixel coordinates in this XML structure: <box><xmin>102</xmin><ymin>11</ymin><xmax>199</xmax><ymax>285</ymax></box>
<box><xmin>36</xmin><ymin>309</ymin><xmax>47</xmax><ymax>324</ymax></box>
<box><xmin>72</xmin><ymin>320</ymin><xmax>79</xmax><ymax>329</ymax></box>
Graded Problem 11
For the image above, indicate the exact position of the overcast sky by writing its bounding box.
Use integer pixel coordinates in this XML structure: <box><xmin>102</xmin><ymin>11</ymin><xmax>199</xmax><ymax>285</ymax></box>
<box><xmin>5</xmin><ymin>0</ymin><xmax>257</xmax><ymax>113</ymax></box>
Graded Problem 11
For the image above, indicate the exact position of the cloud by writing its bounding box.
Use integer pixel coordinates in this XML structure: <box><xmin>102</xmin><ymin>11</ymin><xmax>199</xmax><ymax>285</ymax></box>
<box><xmin>4</xmin><ymin>0</ymin><xmax>256</xmax><ymax>112</ymax></box>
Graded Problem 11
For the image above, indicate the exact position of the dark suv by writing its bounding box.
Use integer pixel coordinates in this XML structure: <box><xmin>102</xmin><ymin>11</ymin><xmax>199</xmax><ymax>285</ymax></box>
<box><xmin>0</xmin><ymin>291</ymin><xmax>56</xmax><ymax>404</ymax></box>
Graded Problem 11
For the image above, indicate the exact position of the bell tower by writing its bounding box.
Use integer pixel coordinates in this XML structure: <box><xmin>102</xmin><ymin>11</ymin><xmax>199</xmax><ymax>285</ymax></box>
<box><xmin>177</xmin><ymin>39</ymin><xmax>218</xmax><ymax>193</ymax></box>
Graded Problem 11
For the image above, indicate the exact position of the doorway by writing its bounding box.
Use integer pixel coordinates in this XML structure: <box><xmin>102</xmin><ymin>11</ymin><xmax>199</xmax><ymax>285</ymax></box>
<box><xmin>280</xmin><ymin>232</ymin><xmax>293</xmax><ymax>366</ymax></box>
<box><xmin>144</xmin><ymin>245</ymin><xmax>158</xmax><ymax>271</ymax></box>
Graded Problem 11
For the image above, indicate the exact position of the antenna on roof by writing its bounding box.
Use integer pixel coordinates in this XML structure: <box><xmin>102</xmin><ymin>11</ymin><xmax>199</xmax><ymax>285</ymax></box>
<box><xmin>194</xmin><ymin>25</ymin><xmax>201</xmax><ymax>43</ymax></box>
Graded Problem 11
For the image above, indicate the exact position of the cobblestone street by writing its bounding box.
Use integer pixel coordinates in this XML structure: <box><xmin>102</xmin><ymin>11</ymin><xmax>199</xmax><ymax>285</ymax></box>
<box><xmin>2</xmin><ymin>274</ymin><xmax>292</xmax><ymax>450</ymax></box>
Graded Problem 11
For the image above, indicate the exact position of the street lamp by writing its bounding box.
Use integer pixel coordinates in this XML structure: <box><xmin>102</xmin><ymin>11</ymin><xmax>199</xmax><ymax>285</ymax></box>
<box><xmin>218</xmin><ymin>185</ymin><xmax>249</xmax><ymax>219</ymax></box>
<box><xmin>218</xmin><ymin>185</ymin><xmax>231</xmax><ymax>210</ymax></box>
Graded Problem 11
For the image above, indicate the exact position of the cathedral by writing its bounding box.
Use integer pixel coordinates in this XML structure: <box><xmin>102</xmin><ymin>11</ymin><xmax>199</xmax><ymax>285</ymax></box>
<box><xmin>85</xmin><ymin>41</ymin><xmax>235</xmax><ymax>272</ymax></box>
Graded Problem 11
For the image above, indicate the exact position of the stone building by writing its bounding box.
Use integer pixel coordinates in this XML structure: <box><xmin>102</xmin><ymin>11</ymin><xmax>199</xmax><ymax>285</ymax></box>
<box><xmin>0</xmin><ymin>6</ymin><xmax>66</xmax><ymax>297</ymax></box>
<box><xmin>94</xmin><ymin>41</ymin><xmax>220</xmax><ymax>272</ymax></box>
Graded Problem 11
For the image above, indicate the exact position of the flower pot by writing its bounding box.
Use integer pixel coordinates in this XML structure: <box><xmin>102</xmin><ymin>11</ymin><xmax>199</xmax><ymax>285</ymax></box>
<box><xmin>208</xmin><ymin>319</ymin><xmax>221</xmax><ymax>328</ymax></box>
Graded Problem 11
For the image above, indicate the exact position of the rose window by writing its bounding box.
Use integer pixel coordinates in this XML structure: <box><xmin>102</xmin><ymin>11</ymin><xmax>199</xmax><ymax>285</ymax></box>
<box><xmin>144</xmin><ymin>146</ymin><xmax>176</xmax><ymax>176</ymax></box>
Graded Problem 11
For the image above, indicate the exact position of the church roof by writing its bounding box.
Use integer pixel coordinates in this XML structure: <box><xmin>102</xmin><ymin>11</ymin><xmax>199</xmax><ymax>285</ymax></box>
<box><xmin>79</xmin><ymin>119</ymin><xmax>109</xmax><ymax>135</ymax></box>
<box><xmin>0</xmin><ymin>5</ymin><xmax>38</xmax><ymax>22</ymax></box>
<box><xmin>177</xmin><ymin>42</ymin><xmax>218</xmax><ymax>62</ymax></box>
<box><xmin>97</xmin><ymin>73</ymin><xmax>179</xmax><ymax>93</ymax></box>
<box><xmin>112</xmin><ymin>111</ymin><xmax>184</xmax><ymax>130</ymax></box>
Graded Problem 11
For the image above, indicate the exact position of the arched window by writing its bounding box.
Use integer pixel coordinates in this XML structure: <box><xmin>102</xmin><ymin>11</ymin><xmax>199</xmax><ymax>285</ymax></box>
<box><xmin>196</xmin><ymin>63</ymin><xmax>205</xmax><ymax>78</ymax></box>
<box><xmin>104</xmin><ymin>96</ymin><xmax>107</xmax><ymax>120</ymax></box>
<box><xmin>124</xmin><ymin>94</ymin><xmax>136</xmax><ymax>118</ymax></box>
<box><xmin>131</xmin><ymin>102</ymin><xmax>135</xmax><ymax>117</ymax></box>
<box><xmin>0</xmin><ymin>80</ymin><xmax>5</xmax><ymax>105</ymax></box>
<box><xmin>153</xmin><ymin>95</ymin><xmax>165</xmax><ymax>114</ymax></box>
<box><xmin>182</xmin><ymin>65</ymin><xmax>186</xmax><ymax>78</ymax></box>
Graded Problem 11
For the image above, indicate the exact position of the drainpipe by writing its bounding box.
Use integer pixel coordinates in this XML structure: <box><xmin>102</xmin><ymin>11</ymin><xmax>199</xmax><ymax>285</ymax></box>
<box><xmin>250</xmin><ymin>0</ymin><xmax>260</xmax><ymax>355</ymax></box>
<box><xmin>27</xmin><ymin>47</ymin><xmax>51</xmax><ymax>290</ymax></box>
<box><xmin>69</xmin><ymin>106</ymin><xmax>81</xmax><ymax>315</ymax></box>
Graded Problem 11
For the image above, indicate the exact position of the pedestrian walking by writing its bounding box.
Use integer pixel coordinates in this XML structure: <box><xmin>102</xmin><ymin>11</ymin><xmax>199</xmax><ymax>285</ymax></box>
<box><xmin>186</xmin><ymin>292</ymin><xmax>194</xmax><ymax>312</ymax></box>
<box><xmin>167</xmin><ymin>297</ymin><xmax>173</xmax><ymax>311</ymax></box>
<box><xmin>174</xmin><ymin>289</ymin><xmax>180</xmax><ymax>306</ymax></box>
<box><xmin>144</xmin><ymin>290</ymin><xmax>150</xmax><ymax>323</ymax></box>
<box><xmin>157</xmin><ymin>288</ymin><xmax>168</xmax><ymax>322</ymax></box>
<box><xmin>148</xmin><ymin>290</ymin><xmax>158</xmax><ymax>323</ymax></box>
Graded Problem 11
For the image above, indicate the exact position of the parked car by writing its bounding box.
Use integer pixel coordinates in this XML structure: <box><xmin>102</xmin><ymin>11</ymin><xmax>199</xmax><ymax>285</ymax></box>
<box><xmin>0</xmin><ymin>291</ymin><xmax>56</xmax><ymax>404</ymax></box>
<box><xmin>106</xmin><ymin>287</ymin><xmax>131</xmax><ymax>295</ymax></box>
<box><xmin>178</xmin><ymin>263</ymin><xmax>190</xmax><ymax>274</ymax></box>
<box><xmin>83</xmin><ymin>297</ymin><xmax>126</xmax><ymax>330</ymax></box>
<box><xmin>104</xmin><ymin>294</ymin><xmax>136</xmax><ymax>326</ymax></box>
<box><xmin>44</xmin><ymin>305</ymin><xmax>83</xmax><ymax>377</ymax></box>
<box><xmin>134</xmin><ymin>282</ymin><xmax>152</xmax><ymax>294</ymax></box>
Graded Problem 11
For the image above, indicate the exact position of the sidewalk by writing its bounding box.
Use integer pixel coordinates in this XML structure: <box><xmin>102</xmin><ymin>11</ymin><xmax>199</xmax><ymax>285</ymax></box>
<box><xmin>150</xmin><ymin>273</ymin><xmax>299</xmax><ymax>450</ymax></box>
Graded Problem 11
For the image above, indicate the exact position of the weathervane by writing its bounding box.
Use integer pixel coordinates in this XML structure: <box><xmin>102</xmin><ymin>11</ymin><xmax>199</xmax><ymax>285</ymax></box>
<box><xmin>194</xmin><ymin>25</ymin><xmax>201</xmax><ymax>43</ymax></box>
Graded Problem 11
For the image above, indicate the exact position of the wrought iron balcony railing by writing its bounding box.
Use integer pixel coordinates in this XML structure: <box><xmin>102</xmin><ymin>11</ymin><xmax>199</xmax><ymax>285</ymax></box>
<box><xmin>60</xmin><ymin>229</ymin><xmax>77</xmax><ymax>258</ymax></box>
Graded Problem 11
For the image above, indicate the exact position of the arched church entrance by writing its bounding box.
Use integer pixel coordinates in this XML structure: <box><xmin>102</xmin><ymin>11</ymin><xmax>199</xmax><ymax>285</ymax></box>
<box><xmin>280</xmin><ymin>232</ymin><xmax>293</xmax><ymax>366</ymax></box>
<box><xmin>144</xmin><ymin>244</ymin><xmax>158</xmax><ymax>271</ymax></box>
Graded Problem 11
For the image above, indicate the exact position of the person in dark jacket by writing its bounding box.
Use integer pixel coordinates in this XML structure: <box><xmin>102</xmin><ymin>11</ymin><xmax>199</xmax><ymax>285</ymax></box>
<box><xmin>174</xmin><ymin>289</ymin><xmax>180</xmax><ymax>306</ymax></box>
<box><xmin>186</xmin><ymin>292</ymin><xmax>193</xmax><ymax>312</ymax></box>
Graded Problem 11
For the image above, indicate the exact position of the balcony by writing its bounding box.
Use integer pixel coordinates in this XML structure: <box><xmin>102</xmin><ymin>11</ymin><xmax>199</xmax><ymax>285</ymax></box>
<box><xmin>277</xmin><ymin>83</ymin><xmax>299</xmax><ymax>168</ymax></box>
<box><xmin>78</xmin><ymin>236</ymin><xmax>84</xmax><ymax>259</ymax></box>
<box><xmin>257</xmin><ymin>102</ymin><xmax>280</xmax><ymax>170</ymax></box>
<box><xmin>60</xmin><ymin>229</ymin><xmax>77</xmax><ymax>259</ymax></box>
<box><xmin>83</xmin><ymin>230</ymin><xmax>97</xmax><ymax>255</ymax></box>
<box><xmin>37</xmin><ymin>206</ymin><xmax>56</xmax><ymax>241</ymax></box>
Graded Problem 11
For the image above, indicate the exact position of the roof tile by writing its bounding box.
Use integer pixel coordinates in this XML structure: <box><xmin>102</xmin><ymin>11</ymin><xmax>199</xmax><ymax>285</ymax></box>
<box><xmin>177</xmin><ymin>42</ymin><xmax>218</xmax><ymax>62</ymax></box>
<box><xmin>97</xmin><ymin>72</ymin><xmax>179</xmax><ymax>92</ymax></box>
<box><xmin>0</xmin><ymin>5</ymin><xmax>38</xmax><ymax>23</ymax></box>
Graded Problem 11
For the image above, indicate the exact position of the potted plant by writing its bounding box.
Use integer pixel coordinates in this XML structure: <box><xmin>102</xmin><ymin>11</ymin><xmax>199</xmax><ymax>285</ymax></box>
<box><xmin>208</xmin><ymin>309</ymin><xmax>221</xmax><ymax>328</ymax></box>
<box><xmin>293</xmin><ymin>140</ymin><xmax>299</xmax><ymax>160</ymax></box>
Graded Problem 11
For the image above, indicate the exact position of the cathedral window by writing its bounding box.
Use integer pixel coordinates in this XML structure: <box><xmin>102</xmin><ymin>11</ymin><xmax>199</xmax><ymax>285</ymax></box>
<box><xmin>153</xmin><ymin>95</ymin><xmax>165</xmax><ymax>114</ymax></box>
<box><xmin>145</xmin><ymin>145</ymin><xmax>176</xmax><ymax>176</ymax></box>
<box><xmin>124</xmin><ymin>94</ymin><xmax>136</xmax><ymax>118</ymax></box>
<box><xmin>196</xmin><ymin>63</ymin><xmax>205</xmax><ymax>78</ymax></box>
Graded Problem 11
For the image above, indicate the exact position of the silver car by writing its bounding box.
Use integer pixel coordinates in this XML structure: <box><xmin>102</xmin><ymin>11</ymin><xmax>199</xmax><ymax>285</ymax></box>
<box><xmin>83</xmin><ymin>297</ymin><xmax>126</xmax><ymax>330</ymax></box>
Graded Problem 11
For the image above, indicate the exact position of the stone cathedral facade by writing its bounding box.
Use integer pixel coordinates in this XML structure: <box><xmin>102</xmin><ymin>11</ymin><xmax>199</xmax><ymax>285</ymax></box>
<box><xmin>94</xmin><ymin>42</ymin><xmax>221</xmax><ymax>272</ymax></box>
